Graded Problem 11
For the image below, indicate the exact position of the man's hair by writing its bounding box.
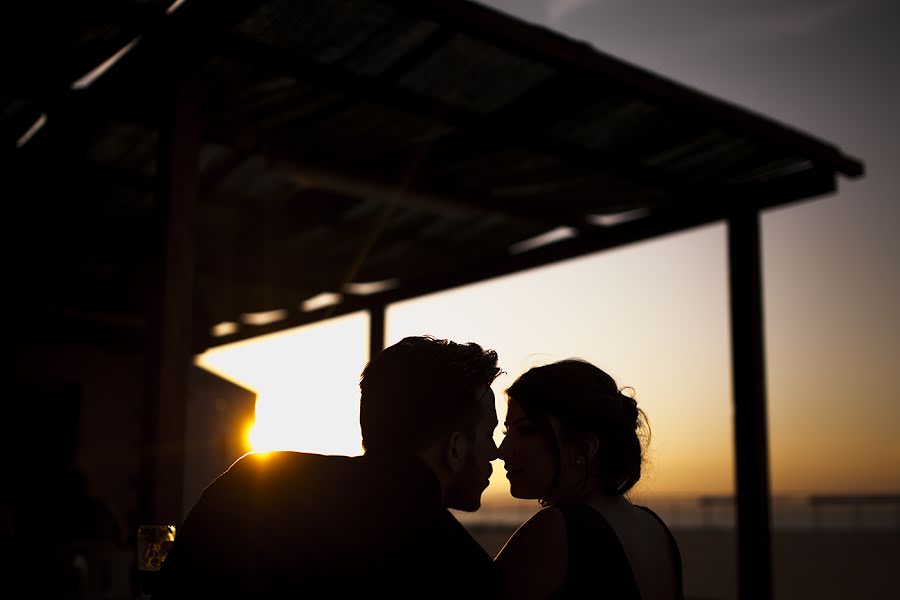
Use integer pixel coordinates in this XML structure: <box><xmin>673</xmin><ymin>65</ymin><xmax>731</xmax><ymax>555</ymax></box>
<box><xmin>359</xmin><ymin>335</ymin><xmax>500</xmax><ymax>454</ymax></box>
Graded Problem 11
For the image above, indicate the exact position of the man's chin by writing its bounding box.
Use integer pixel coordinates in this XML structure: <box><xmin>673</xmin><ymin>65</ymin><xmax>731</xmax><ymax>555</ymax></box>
<box><xmin>448</xmin><ymin>499</ymin><xmax>481</xmax><ymax>512</ymax></box>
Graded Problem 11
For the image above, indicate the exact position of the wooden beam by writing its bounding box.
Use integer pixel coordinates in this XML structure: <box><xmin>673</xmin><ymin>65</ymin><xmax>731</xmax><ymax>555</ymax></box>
<box><xmin>727</xmin><ymin>208</ymin><xmax>774</xmax><ymax>599</ymax></box>
<box><xmin>139</xmin><ymin>54</ymin><xmax>201</xmax><ymax>525</ymax></box>
<box><xmin>202</xmin><ymin>167</ymin><xmax>835</xmax><ymax>348</ymax></box>
<box><xmin>274</xmin><ymin>157</ymin><xmax>576</xmax><ymax>228</ymax></box>
<box><xmin>369</xmin><ymin>304</ymin><xmax>386</xmax><ymax>361</ymax></box>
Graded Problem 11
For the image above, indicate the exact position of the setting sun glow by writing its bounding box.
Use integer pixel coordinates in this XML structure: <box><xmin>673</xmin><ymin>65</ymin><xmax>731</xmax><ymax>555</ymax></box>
<box><xmin>194</xmin><ymin>223</ymin><xmax>898</xmax><ymax>500</ymax></box>
<box><xmin>196</xmin><ymin>312</ymin><xmax>369</xmax><ymax>457</ymax></box>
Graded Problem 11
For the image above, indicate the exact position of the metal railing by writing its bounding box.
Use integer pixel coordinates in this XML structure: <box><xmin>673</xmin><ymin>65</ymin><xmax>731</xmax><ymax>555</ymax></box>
<box><xmin>648</xmin><ymin>494</ymin><xmax>900</xmax><ymax>532</ymax></box>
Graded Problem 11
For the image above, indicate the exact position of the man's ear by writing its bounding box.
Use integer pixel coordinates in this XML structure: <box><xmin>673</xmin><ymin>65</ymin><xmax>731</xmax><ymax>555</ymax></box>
<box><xmin>445</xmin><ymin>431</ymin><xmax>469</xmax><ymax>473</ymax></box>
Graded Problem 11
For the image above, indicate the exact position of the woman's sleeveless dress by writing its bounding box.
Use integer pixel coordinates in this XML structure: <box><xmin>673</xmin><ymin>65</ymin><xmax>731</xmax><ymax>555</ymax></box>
<box><xmin>556</xmin><ymin>503</ymin><xmax>684</xmax><ymax>599</ymax></box>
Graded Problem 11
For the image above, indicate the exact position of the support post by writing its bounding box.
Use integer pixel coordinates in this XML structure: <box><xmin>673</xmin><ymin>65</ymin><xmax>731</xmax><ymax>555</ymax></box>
<box><xmin>727</xmin><ymin>208</ymin><xmax>774</xmax><ymax>599</ymax></box>
<box><xmin>139</xmin><ymin>56</ymin><xmax>200</xmax><ymax>526</ymax></box>
<box><xmin>369</xmin><ymin>303</ymin><xmax>386</xmax><ymax>360</ymax></box>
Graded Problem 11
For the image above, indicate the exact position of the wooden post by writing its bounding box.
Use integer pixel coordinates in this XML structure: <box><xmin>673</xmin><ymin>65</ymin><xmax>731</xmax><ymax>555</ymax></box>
<box><xmin>727</xmin><ymin>208</ymin><xmax>774</xmax><ymax>599</ymax></box>
<box><xmin>369</xmin><ymin>303</ymin><xmax>386</xmax><ymax>361</ymax></box>
<box><xmin>139</xmin><ymin>55</ymin><xmax>200</xmax><ymax>526</ymax></box>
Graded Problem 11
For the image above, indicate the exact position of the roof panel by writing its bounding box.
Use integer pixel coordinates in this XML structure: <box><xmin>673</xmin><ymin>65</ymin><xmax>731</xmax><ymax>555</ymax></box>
<box><xmin>234</xmin><ymin>0</ymin><xmax>396</xmax><ymax>64</ymax></box>
<box><xmin>397</xmin><ymin>33</ymin><xmax>555</xmax><ymax>114</ymax></box>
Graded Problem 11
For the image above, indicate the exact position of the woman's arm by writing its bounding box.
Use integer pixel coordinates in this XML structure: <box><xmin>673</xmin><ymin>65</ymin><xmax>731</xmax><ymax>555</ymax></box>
<box><xmin>494</xmin><ymin>507</ymin><xmax>567</xmax><ymax>600</ymax></box>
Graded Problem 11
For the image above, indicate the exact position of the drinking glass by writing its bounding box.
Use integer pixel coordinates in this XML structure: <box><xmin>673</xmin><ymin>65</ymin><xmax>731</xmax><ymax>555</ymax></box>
<box><xmin>136</xmin><ymin>525</ymin><xmax>176</xmax><ymax>598</ymax></box>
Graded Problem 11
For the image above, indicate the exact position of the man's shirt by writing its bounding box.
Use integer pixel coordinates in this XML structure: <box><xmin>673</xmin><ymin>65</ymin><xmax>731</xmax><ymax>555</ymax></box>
<box><xmin>155</xmin><ymin>451</ymin><xmax>500</xmax><ymax>598</ymax></box>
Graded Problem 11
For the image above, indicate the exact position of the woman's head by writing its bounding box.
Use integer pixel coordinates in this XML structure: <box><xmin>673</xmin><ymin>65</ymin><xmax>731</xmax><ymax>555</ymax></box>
<box><xmin>498</xmin><ymin>359</ymin><xmax>648</xmax><ymax>504</ymax></box>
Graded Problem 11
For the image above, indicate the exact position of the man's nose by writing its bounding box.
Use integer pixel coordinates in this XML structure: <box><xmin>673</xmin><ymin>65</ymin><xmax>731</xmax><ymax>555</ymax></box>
<box><xmin>486</xmin><ymin>436</ymin><xmax>498</xmax><ymax>461</ymax></box>
<box><xmin>497</xmin><ymin>435</ymin><xmax>509</xmax><ymax>460</ymax></box>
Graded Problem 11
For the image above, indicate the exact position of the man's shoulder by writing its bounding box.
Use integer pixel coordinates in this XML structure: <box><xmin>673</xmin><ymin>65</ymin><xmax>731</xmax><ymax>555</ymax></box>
<box><xmin>230</xmin><ymin>450</ymin><xmax>349</xmax><ymax>467</ymax></box>
<box><xmin>199</xmin><ymin>451</ymin><xmax>359</xmax><ymax>504</ymax></box>
<box><xmin>225</xmin><ymin>451</ymin><xmax>355</xmax><ymax>477</ymax></box>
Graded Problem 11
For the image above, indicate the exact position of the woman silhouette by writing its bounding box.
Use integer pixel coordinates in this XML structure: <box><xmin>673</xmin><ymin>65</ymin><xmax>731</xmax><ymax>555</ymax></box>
<box><xmin>495</xmin><ymin>359</ymin><xmax>683</xmax><ymax>600</ymax></box>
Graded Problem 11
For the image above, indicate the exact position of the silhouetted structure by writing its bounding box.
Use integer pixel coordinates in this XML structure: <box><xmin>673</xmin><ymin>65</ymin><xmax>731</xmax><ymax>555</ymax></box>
<box><xmin>810</xmin><ymin>495</ymin><xmax>900</xmax><ymax>531</ymax></box>
<box><xmin>3</xmin><ymin>1</ymin><xmax>864</xmax><ymax>598</ymax></box>
<box><xmin>2</xmin><ymin>385</ymin><xmax>126</xmax><ymax>598</ymax></box>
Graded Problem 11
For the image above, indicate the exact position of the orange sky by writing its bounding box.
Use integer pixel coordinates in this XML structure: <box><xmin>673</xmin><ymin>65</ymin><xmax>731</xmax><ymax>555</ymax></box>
<box><xmin>198</xmin><ymin>222</ymin><xmax>899</xmax><ymax>500</ymax></box>
<box><xmin>198</xmin><ymin>0</ymin><xmax>900</xmax><ymax>501</ymax></box>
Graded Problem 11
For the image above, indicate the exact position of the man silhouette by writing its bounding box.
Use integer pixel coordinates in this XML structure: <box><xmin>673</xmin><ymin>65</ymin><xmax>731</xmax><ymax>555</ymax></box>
<box><xmin>156</xmin><ymin>335</ymin><xmax>502</xmax><ymax>598</ymax></box>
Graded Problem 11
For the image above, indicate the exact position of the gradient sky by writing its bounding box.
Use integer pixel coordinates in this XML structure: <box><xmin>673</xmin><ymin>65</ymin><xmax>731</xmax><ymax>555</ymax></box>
<box><xmin>198</xmin><ymin>0</ymin><xmax>900</xmax><ymax>501</ymax></box>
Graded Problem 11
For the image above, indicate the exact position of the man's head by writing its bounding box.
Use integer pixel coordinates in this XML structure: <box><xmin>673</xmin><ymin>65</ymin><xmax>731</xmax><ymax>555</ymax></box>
<box><xmin>359</xmin><ymin>335</ymin><xmax>501</xmax><ymax>511</ymax></box>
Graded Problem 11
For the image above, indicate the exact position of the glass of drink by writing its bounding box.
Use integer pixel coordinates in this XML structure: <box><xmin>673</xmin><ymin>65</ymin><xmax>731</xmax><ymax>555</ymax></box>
<box><xmin>136</xmin><ymin>525</ymin><xmax>176</xmax><ymax>598</ymax></box>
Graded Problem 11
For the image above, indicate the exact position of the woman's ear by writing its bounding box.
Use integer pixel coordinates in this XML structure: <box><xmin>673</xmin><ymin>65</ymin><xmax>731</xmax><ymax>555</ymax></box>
<box><xmin>445</xmin><ymin>431</ymin><xmax>469</xmax><ymax>473</ymax></box>
<box><xmin>582</xmin><ymin>432</ymin><xmax>600</xmax><ymax>463</ymax></box>
<box><xmin>569</xmin><ymin>432</ymin><xmax>599</xmax><ymax>465</ymax></box>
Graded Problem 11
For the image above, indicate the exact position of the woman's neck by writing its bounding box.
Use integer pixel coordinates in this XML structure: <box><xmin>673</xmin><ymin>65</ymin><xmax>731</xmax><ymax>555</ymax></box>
<box><xmin>546</xmin><ymin>479</ymin><xmax>628</xmax><ymax>508</ymax></box>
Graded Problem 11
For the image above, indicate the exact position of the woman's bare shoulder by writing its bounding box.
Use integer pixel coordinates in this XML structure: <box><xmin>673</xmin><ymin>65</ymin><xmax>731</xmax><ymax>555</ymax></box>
<box><xmin>618</xmin><ymin>504</ymin><xmax>681</xmax><ymax>600</ymax></box>
<box><xmin>498</xmin><ymin>506</ymin><xmax>566</xmax><ymax>556</ymax></box>
<box><xmin>495</xmin><ymin>507</ymin><xmax>568</xmax><ymax>600</ymax></box>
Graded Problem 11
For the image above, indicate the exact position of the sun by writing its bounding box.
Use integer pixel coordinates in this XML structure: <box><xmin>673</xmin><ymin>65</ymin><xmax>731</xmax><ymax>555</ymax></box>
<box><xmin>196</xmin><ymin>313</ymin><xmax>369</xmax><ymax>457</ymax></box>
<box><xmin>246</xmin><ymin>389</ymin><xmax>363</xmax><ymax>456</ymax></box>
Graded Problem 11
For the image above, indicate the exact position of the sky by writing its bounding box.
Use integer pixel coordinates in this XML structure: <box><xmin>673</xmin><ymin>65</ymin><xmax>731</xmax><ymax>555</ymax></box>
<box><xmin>198</xmin><ymin>0</ymin><xmax>900</xmax><ymax>502</ymax></box>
